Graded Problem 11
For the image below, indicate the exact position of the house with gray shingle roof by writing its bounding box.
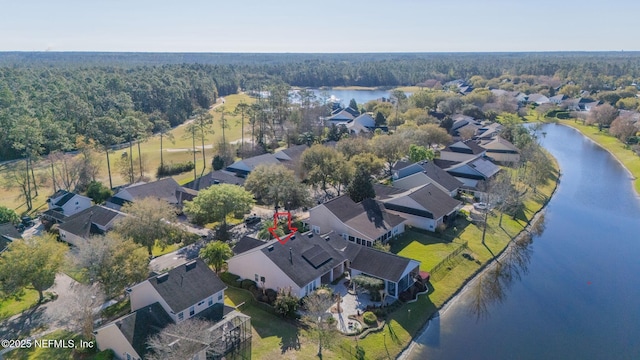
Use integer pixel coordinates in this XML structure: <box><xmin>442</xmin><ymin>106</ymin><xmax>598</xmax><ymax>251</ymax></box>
<box><xmin>105</xmin><ymin>177</ymin><xmax>181</xmax><ymax>211</ymax></box>
<box><xmin>58</xmin><ymin>205</ymin><xmax>126</xmax><ymax>246</ymax></box>
<box><xmin>228</xmin><ymin>231</ymin><xmax>420</xmax><ymax>299</ymax></box>
<box><xmin>375</xmin><ymin>184</ymin><xmax>462</xmax><ymax>232</ymax></box>
<box><xmin>439</xmin><ymin>140</ymin><xmax>487</xmax><ymax>162</ymax></box>
<box><xmin>391</xmin><ymin>160</ymin><xmax>463</xmax><ymax>196</ymax></box>
<box><xmin>96</xmin><ymin>259</ymin><xmax>250</xmax><ymax>360</ymax></box>
<box><xmin>0</xmin><ymin>223</ymin><xmax>22</xmax><ymax>253</ymax></box>
<box><xmin>306</xmin><ymin>195</ymin><xmax>406</xmax><ymax>247</ymax></box>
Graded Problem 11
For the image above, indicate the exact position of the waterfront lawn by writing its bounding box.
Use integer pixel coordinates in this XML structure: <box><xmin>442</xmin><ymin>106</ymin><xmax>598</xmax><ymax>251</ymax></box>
<box><xmin>0</xmin><ymin>289</ymin><xmax>40</xmax><ymax>320</ymax></box>
<box><xmin>392</xmin><ymin>229</ymin><xmax>467</xmax><ymax>271</ymax></box>
<box><xmin>560</xmin><ymin>120</ymin><xmax>640</xmax><ymax>194</ymax></box>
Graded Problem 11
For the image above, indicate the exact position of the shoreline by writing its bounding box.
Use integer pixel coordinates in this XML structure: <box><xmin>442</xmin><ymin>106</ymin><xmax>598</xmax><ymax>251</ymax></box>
<box><xmin>557</xmin><ymin>121</ymin><xmax>640</xmax><ymax>197</ymax></box>
<box><xmin>397</xmin><ymin>155</ymin><xmax>561</xmax><ymax>359</ymax></box>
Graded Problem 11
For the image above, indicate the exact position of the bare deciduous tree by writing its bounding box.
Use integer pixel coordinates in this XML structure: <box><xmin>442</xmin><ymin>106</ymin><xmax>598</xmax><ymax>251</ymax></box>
<box><xmin>146</xmin><ymin>318</ymin><xmax>215</xmax><ymax>360</ymax></box>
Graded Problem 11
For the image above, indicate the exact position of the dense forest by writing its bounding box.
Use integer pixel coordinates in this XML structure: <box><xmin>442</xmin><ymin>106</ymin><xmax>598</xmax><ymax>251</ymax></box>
<box><xmin>2</xmin><ymin>51</ymin><xmax>640</xmax><ymax>162</ymax></box>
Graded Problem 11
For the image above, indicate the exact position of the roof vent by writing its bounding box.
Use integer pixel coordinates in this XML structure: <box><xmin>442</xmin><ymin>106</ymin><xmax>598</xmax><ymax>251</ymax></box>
<box><xmin>185</xmin><ymin>260</ymin><xmax>197</xmax><ymax>271</ymax></box>
<box><xmin>290</xmin><ymin>235</ymin><xmax>296</xmax><ymax>241</ymax></box>
<box><xmin>324</xmin><ymin>236</ymin><xmax>331</xmax><ymax>241</ymax></box>
<box><xmin>307</xmin><ymin>232</ymin><xmax>314</xmax><ymax>238</ymax></box>
<box><xmin>157</xmin><ymin>273</ymin><xmax>169</xmax><ymax>283</ymax></box>
<box><xmin>267</xmin><ymin>245</ymin><xmax>274</xmax><ymax>252</ymax></box>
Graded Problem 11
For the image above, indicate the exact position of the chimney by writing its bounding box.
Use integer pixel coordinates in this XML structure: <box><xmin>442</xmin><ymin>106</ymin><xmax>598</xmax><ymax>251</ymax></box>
<box><xmin>289</xmin><ymin>248</ymin><xmax>293</xmax><ymax>265</ymax></box>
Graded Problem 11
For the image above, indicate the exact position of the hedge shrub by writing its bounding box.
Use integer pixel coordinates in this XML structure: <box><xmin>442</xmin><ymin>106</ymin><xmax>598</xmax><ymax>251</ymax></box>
<box><xmin>219</xmin><ymin>272</ymin><xmax>241</xmax><ymax>286</ymax></box>
<box><xmin>362</xmin><ymin>311</ymin><xmax>377</xmax><ymax>326</ymax></box>
<box><xmin>156</xmin><ymin>161</ymin><xmax>195</xmax><ymax>177</ymax></box>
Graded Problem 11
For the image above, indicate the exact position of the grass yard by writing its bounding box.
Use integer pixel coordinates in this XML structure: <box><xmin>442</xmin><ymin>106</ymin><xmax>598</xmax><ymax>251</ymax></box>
<box><xmin>224</xmin><ymin>287</ymin><xmax>340</xmax><ymax>359</ymax></box>
<box><xmin>559</xmin><ymin>120</ymin><xmax>640</xmax><ymax>194</ymax></box>
<box><xmin>151</xmin><ymin>241</ymin><xmax>181</xmax><ymax>257</ymax></box>
<box><xmin>0</xmin><ymin>289</ymin><xmax>40</xmax><ymax>320</ymax></box>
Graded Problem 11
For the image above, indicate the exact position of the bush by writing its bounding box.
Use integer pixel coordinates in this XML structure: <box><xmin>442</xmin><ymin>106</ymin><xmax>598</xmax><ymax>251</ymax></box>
<box><xmin>265</xmin><ymin>288</ymin><xmax>278</xmax><ymax>303</ymax></box>
<box><xmin>240</xmin><ymin>279</ymin><xmax>257</xmax><ymax>290</ymax></box>
<box><xmin>94</xmin><ymin>350</ymin><xmax>115</xmax><ymax>360</ymax></box>
<box><xmin>274</xmin><ymin>288</ymin><xmax>299</xmax><ymax>318</ymax></box>
<box><xmin>219</xmin><ymin>272</ymin><xmax>241</xmax><ymax>287</ymax></box>
<box><xmin>212</xmin><ymin>155</ymin><xmax>225</xmax><ymax>170</ymax></box>
<box><xmin>156</xmin><ymin>161</ymin><xmax>195</xmax><ymax>177</ymax></box>
<box><xmin>86</xmin><ymin>181</ymin><xmax>113</xmax><ymax>204</ymax></box>
<box><xmin>555</xmin><ymin>111</ymin><xmax>570</xmax><ymax>119</ymax></box>
<box><xmin>362</xmin><ymin>311</ymin><xmax>377</xmax><ymax>326</ymax></box>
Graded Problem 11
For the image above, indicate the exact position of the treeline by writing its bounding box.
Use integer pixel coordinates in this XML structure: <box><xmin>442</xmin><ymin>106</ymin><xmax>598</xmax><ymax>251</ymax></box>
<box><xmin>2</xmin><ymin>52</ymin><xmax>640</xmax><ymax>162</ymax></box>
<box><xmin>0</xmin><ymin>64</ymin><xmax>239</xmax><ymax>160</ymax></box>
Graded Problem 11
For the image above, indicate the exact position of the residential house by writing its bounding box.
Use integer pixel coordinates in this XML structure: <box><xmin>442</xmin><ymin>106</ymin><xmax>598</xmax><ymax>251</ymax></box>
<box><xmin>274</xmin><ymin>144</ymin><xmax>309</xmax><ymax>175</ymax></box>
<box><xmin>183</xmin><ymin>169</ymin><xmax>246</xmax><ymax>191</ymax></box>
<box><xmin>128</xmin><ymin>258</ymin><xmax>227</xmax><ymax>323</ymax></box>
<box><xmin>475</xmin><ymin>122</ymin><xmax>503</xmax><ymax>140</ymax></box>
<box><xmin>391</xmin><ymin>161</ymin><xmax>462</xmax><ymax>196</ymax></box>
<box><xmin>225</xmin><ymin>153</ymin><xmax>281</xmax><ymax>177</ymax></box>
<box><xmin>480</xmin><ymin>136</ymin><xmax>521</xmax><ymax>164</ymax></box>
<box><xmin>346</xmin><ymin>113</ymin><xmax>377</xmax><ymax>134</ymax></box>
<box><xmin>526</xmin><ymin>93</ymin><xmax>550</xmax><ymax>105</ymax></box>
<box><xmin>325</xmin><ymin>107</ymin><xmax>357</xmax><ymax>125</ymax></box>
<box><xmin>306</xmin><ymin>195</ymin><xmax>406</xmax><ymax>247</ymax></box>
<box><xmin>439</xmin><ymin>140</ymin><xmax>487</xmax><ymax>162</ymax></box>
<box><xmin>549</xmin><ymin>94</ymin><xmax>567</xmax><ymax>104</ymax></box>
<box><xmin>105</xmin><ymin>178</ymin><xmax>181</xmax><ymax>211</ymax></box>
<box><xmin>96</xmin><ymin>259</ymin><xmax>251</xmax><ymax>360</ymax></box>
<box><xmin>228</xmin><ymin>231</ymin><xmax>420</xmax><ymax>299</ymax></box>
<box><xmin>435</xmin><ymin>157</ymin><xmax>501</xmax><ymax>196</ymax></box>
<box><xmin>57</xmin><ymin>205</ymin><xmax>126</xmax><ymax>246</ymax></box>
<box><xmin>0</xmin><ymin>223</ymin><xmax>21</xmax><ymax>253</ymax></box>
<box><xmin>46</xmin><ymin>190</ymin><xmax>92</xmax><ymax>217</ymax></box>
<box><xmin>375</xmin><ymin>184</ymin><xmax>462</xmax><ymax>232</ymax></box>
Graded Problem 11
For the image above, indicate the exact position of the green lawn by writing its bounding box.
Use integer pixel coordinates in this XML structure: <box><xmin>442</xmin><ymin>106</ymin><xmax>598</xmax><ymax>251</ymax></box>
<box><xmin>560</xmin><ymin>120</ymin><xmax>640</xmax><ymax>194</ymax></box>
<box><xmin>151</xmin><ymin>241</ymin><xmax>181</xmax><ymax>257</ymax></box>
<box><xmin>0</xmin><ymin>289</ymin><xmax>40</xmax><ymax>320</ymax></box>
<box><xmin>224</xmin><ymin>287</ymin><xmax>340</xmax><ymax>359</ymax></box>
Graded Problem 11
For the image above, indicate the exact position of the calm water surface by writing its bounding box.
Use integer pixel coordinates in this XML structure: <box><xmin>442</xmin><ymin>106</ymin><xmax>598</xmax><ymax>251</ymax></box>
<box><xmin>405</xmin><ymin>123</ymin><xmax>640</xmax><ymax>360</ymax></box>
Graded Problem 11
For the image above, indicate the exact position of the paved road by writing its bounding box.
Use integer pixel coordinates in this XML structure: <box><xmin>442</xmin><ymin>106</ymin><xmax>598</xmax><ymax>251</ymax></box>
<box><xmin>0</xmin><ymin>273</ymin><xmax>78</xmax><ymax>340</ymax></box>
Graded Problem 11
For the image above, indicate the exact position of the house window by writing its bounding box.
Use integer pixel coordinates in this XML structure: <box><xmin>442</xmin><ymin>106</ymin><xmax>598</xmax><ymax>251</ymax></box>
<box><xmin>356</xmin><ymin>238</ymin><xmax>361</xmax><ymax>245</ymax></box>
<box><xmin>260</xmin><ymin>276</ymin><xmax>266</xmax><ymax>283</ymax></box>
<box><xmin>218</xmin><ymin>293</ymin><xmax>223</xmax><ymax>301</ymax></box>
<box><xmin>198</xmin><ymin>300</ymin><xmax>205</xmax><ymax>306</ymax></box>
<box><xmin>189</xmin><ymin>306</ymin><xmax>195</xmax><ymax>317</ymax></box>
<box><xmin>126</xmin><ymin>354</ymin><xmax>132</xmax><ymax>360</ymax></box>
<box><xmin>208</xmin><ymin>296</ymin><xmax>214</xmax><ymax>306</ymax></box>
<box><xmin>366</xmin><ymin>240</ymin><xmax>372</xmax><ymax>248</ymax></box>
<box><xmin>178</xmin><ymin>312</ymin><xmax>184</xmax><ymax>321</ymax></box>
<box><xmin>312</xmin><ymin>225</ymin><xmax>320</xmax><ymax>234</ymax></box>
<box><xmin>348</xmin><ymin>235</ymin><xmax>355</xmax><ymax>242</ymax></box>
<box><xmin>255</xmin><ymin>274</ymin><xmax>259</xmax><ymax>282</ymax></box>
<box><xmin>388</xmin><ymin>282</ymin><xmax>397</xmax><ymax>297</ymax></box>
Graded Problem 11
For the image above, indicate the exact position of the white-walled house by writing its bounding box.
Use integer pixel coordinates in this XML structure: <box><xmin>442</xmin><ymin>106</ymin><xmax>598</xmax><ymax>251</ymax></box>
<box><xmin>95</xmin><ymin>259</ymin><xmax>251</xmax><ymax>360</ymax></box>
<box><xmin>391</xmin><ymin>160</ymin><xmax>463</xmax><ymax>197</ymax></box>
<box><xmin>127</xmin><ymin>259</ymin><xmax>227</xmax><ymax>323</ymax></box>
<box><xmin>46</xmin><ymin>190</ymin><xmax>92</xmax><ymax>216</ymax></box>
<box><xmin>228</xmin><ymin>232</ymin><xmax>421</xmax><ymax>300</ymax></box>
<box><xmin>306</xmin><ymin>196</ymin><xmax>406</xmax><ymax>247</ymax></box>
<box><xmin>228</xmin><ymin>233</ymin><xmax>348</xmax><ymax>298</ymax></box>
<box><xmin>376</xmin><ymin>184</ymin><xmax>462</xmax><ymax>232</ymax></box>
<box><xmin>57</xmin><ymin>205</ymin><xmax>125</xmax><ymax>246</ymax></box>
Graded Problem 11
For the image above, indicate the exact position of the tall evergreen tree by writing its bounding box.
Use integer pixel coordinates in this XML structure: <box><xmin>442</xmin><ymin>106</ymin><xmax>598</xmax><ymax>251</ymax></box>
<box><xmin>347</xmin><ymin>166</ymin><xmax>375</xmax><ymax>203</ymax></box>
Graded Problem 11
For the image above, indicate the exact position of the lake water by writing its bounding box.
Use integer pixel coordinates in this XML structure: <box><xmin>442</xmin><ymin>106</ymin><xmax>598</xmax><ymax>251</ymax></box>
<box><xmin>293</xmin><ymin>88</ymin><xmax>411</xmax><ymax>107</ymax></box>
<box><xmin>404</xmin><ymin>123</ymin><xmax>640</xmax><ymax>360</ymax></box>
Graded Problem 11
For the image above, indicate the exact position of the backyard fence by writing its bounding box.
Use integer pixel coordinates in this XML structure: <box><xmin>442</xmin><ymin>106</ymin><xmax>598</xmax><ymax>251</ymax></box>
<box><xmin>429</xmin><ymin>241</ymin><xmax>469</xmax><ymax>281</ymax></box>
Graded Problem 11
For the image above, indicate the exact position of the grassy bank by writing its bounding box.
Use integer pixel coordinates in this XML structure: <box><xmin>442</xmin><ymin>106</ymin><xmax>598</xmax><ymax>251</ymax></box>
<box><xmin>559</xmin><ymin>120</ymin><xmax>640</xmax><ymax>194</ymax></box>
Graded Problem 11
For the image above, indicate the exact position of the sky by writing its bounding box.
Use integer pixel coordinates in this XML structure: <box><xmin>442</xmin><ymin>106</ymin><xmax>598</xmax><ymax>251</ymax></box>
<box><xmin>1</xmin><ymin>0</ymin><xmax>638</xmax><ymax>53</ymax></box>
